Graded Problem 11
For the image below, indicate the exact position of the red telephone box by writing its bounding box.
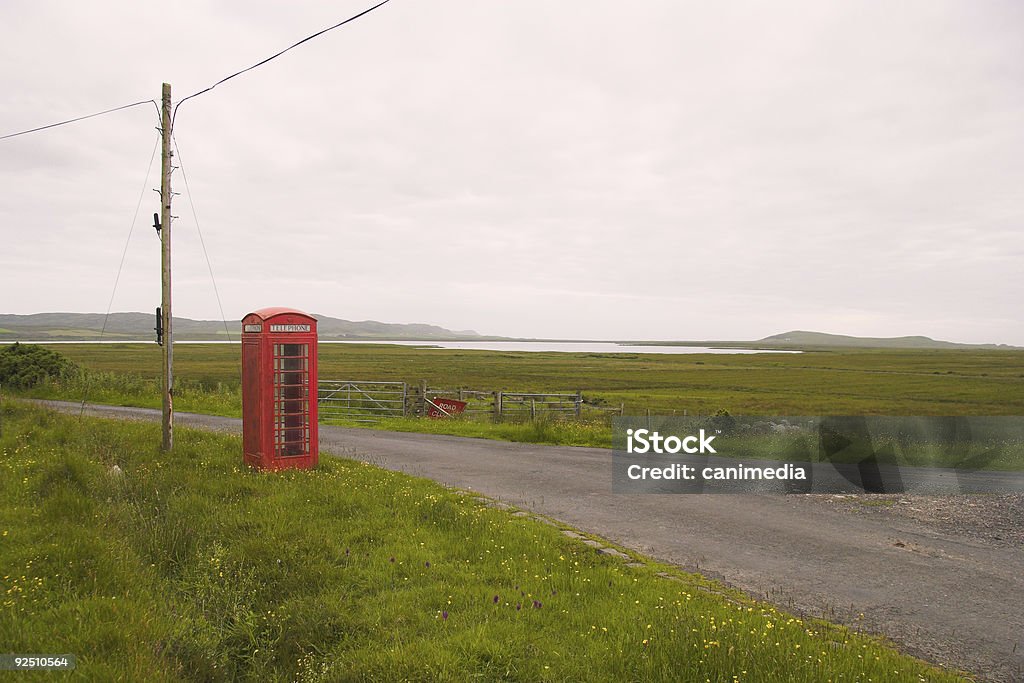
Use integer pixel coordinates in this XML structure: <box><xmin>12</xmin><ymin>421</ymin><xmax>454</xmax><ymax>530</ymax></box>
<box><xmin>241</xmin><ymin>307</ymin><xmax>319</xmax><ymax>470</ymax></box>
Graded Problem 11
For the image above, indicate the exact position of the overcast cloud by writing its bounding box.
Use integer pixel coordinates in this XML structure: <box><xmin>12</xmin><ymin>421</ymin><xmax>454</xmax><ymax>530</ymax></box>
<box><xmin>1</xmin><ymin>1</ymin><xmax>1022</xmax><ymax>343</ymax></box>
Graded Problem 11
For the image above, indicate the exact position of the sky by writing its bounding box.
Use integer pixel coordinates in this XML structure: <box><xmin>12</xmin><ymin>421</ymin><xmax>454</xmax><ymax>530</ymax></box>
<box><xmin>1</xmin><ymin>1</ymin><xmax>1022</xmax><ymax>344</ymax></box>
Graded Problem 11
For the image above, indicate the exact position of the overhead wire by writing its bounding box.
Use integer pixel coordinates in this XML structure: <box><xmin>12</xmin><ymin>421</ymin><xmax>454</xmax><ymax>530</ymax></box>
<box><xmin>172</xmin><ymin>0</ymin><xmax>391</xmax><ymax>125</ymax></box>
<box><xmin>159</xmin><ymin>0</ymin><xmax>393</xmax><ymax>347</ymax></box>
<box><xmin>0</xmin><ymin>99</ymin><xmax>158</xmax><ymax>141</ymax></box>
<box><xmin>80</xmin><ymin>124</ymin><xmax>163</xmax><ymax>416</ymax></box>
<box><xmin>4</xmin><ymin>1</ymin><xmax>392</xmax><ymax>366</ymax></box>
<box><xmin>3</xmin><ymin>1</ymin><xmax>390</xmax><ymax>141</ymax></box>
<box><xmin>171</xmin><ymin>134</ymin><xmax>234</xmax><ymax>343</ymax></box>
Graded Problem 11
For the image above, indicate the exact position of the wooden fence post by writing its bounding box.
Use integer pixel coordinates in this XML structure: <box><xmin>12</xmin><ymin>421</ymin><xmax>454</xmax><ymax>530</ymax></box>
<box><xmin>419</xmin><ymin>380</ymin><xmax>427</xmax><ymax>416</ymax></box>
<box><xmin>493</xmin><ymin>391</ymin><xmax>503</xmax><ymax>421</ymax></box>
<box><xmin>575</xmin><ymin>390</ymin><xmax>582</xmax><ymax>418</ymax></box>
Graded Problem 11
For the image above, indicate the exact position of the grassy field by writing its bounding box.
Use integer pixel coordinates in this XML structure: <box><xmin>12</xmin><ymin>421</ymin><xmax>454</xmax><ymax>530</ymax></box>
<box><xmin>0</xmin><ymin>401</ymin><xmax>971</xmax><ymax>681</ymax></box>
<box><xmin>8</xmin><ymin>342</ymin><xmax>1024</xmax><ymax>457</ymax></box>
<box><xmin>21</xmin><ymin>342</ymin><xmax>1024</xmax><ymax>417</ymax></box>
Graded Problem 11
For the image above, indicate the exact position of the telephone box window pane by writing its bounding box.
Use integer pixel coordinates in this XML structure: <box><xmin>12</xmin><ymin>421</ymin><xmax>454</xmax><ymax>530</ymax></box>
<box><xmin>282</xmin><ymin>343</ymin><xmax>306</xmax><ymax>357</ymax></box>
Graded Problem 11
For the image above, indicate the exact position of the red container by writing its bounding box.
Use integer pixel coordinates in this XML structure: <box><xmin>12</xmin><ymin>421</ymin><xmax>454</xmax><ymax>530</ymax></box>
<box><xmin>241</xmin><ymin>307</ymin><xmax>319</xmax><ymax>470</ymax></box>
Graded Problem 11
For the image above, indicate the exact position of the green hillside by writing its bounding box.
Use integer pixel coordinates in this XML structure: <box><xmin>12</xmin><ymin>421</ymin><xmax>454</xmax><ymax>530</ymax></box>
<box><xmin>0</xmin><ymin>312</ymin><xmax>481</xmax><ymax>342</ymax></box>
<box><xmin>757</xmin><ymin>330</ymin><xmax>1017</xmax><ymax>350</ymax></box>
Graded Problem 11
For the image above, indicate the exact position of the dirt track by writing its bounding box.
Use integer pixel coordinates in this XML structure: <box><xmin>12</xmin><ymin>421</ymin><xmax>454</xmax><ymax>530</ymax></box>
<box><xmin>37</xmin><ymin>401</ymin><xmax>1024</xmax><ymax>682</ymax></box>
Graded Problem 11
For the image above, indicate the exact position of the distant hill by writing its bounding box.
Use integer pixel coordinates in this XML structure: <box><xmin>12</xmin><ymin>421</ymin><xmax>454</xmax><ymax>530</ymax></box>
<box><xmin>311</xmin><ymin>316</ymin><xmax>481</xmax><ymax>340</ymax></box>
<box><xmin>0</xmin><ymin>312</ymin><xmax>482</xmax><ymax>342</ymax></box>
<box><xmin>757</xmin><ymin>330</ymin><xmax>1019</xmax><ymax>350</ymax></box>
<box><xmin>1</xmin><ymin>315</ymin><xmax>1018</xmax><ymax>349</ymax></box>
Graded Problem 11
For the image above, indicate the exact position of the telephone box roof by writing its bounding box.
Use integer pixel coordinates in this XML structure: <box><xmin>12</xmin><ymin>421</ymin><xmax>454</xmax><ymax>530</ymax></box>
<box><xmin>244</xmin><ymin>307</ymin><xmax>316</xmax><ymax>322</ymax></box>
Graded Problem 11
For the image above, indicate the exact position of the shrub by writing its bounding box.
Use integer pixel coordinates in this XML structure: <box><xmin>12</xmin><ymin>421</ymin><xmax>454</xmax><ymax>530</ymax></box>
<box><xmin>709</xmin><ymin>408</ymin><xmax>737</xmax><ymax>434</ymax></box>
<box><xmin>0</xmin><ymin>343</ymin><xmax>78</xmax><ymax>389</ymax></box>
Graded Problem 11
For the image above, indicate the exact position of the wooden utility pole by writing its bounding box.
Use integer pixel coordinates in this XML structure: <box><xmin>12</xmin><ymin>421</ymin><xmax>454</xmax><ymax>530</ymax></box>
<box><xmin>160</xmin><ymin>82</ymin><xmax>174</xmax><ymax>451</ymax></box>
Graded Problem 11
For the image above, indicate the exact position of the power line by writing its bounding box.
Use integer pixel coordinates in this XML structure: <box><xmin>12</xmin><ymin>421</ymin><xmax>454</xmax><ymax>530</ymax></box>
<box><xmin>3</xmin><ymin>1</ymin><xmax>391</xmax><ymax>140</ymax></box>
<box><xmin>172</xmin><ymin>0</ymin><xmax>391</xmax><ymax>124</ymax></box>
<box><xmin>0</xmin><ymin>99</ymin><xmax>158</xmax><ymax>141</ymax></box>
<box><xmin>172</xmin><ymin>134</ymin><xmax>234</xmax><ymax>344</ymax></box>
<box><xmin>80</xmin><ymin>128</ymin><xmax>162</xmax><ymax>417</ymax></box>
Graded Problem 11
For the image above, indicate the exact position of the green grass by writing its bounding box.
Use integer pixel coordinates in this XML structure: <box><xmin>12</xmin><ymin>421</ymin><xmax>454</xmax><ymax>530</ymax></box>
<box><xmin>9</xmin><ymin>343</ymin><xmax>1024</xmax><ymax>454</ymax></box>
<box><xmin>331</xmin><ymin>414</ymin><xmax>613</xmax><ymax>448</ymax></box>
<box><xmin>33</xmin><ymin>343</ymin><xmax>1024</xmax><ymax>416</ymax></box>
<box><xmin>0</xmin><ymin>401</ymin><xmax>970</xmax><ymax>681</ymax></box>
<box><xmin>30</xmin><ymin>328</ymin><xmax>105</xmax><ymax>338</ymax></box>
<box><xmin>20</xmin><ymin>367</ymin><xmax>241</xmax><ymax>418</ymax></box>
<box><xmin>674</xmin><ymin>421</ymin><xmax>1024</xmax><ymax>471</ymax></box>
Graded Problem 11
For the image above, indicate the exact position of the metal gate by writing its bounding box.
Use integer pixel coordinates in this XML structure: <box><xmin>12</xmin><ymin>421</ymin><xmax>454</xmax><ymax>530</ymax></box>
<box><xmin>497</xmin><ymin>391</ymin><xmax>582</xmax><ymax>419</ymax></box>
<box><xmin>318</xmin><ymin>380</ymin><xmax>407</xmax><ymax>423</ymax></box>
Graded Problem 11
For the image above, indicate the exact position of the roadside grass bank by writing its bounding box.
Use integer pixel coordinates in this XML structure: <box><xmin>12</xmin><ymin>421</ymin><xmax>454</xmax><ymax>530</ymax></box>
<box><xmin>10</xmin><ymin>342</ymin><xmax>1024</xmax><ymax>463</ymax></box>
<box><xmin>0</xmin><ymin>402</ymin><xmax>970</xmax><ymax>682</ymax></box>
<box><xmin>15</xmin><ymin>372</ymin><xmax>612</xmax><ymax>447</ymax></box>
<box><xmin>17</xmin><ymin>368</ymin><xmax>241</xmax><ymax>418</ymax></box>
<box><xmin>324</xmin><ymin>414</ymin><xmax>613</xmax><ymax>448</ymax></box>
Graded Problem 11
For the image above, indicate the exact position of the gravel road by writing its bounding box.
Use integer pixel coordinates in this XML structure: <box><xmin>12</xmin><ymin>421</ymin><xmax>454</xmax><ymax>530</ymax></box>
<box><xmin>35</xmin><ymin>401</ymin><xmax>1024</xmax><ymax>682</ymax></box>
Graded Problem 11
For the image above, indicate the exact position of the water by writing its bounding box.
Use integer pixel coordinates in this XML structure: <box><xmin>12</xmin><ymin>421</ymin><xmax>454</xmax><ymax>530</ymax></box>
<box><xmin>324</xmin><ymin>340</ymin><xmax>799</xmax><ymax>354</ymax></box>
<box><xmin>2</xmin><ymin>339</ymin><xmax>799</xmax><ymax>354</ymax></box>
